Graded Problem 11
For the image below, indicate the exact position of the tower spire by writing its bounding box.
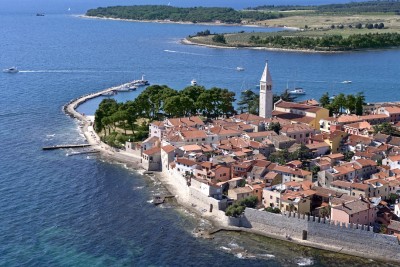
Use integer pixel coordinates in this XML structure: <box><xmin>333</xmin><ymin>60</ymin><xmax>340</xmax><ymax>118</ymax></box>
<box><xmin>259</xmin><ymin>61</ymin><xmax>273</xmax><ymax>118</ymax></box>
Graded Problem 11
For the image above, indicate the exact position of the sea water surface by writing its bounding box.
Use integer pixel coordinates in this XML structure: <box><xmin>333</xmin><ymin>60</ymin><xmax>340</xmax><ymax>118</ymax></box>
<box><xmin>0</xmin><ymin>9</ymin><xmax>399</xmax><ymax>267</ymax></box>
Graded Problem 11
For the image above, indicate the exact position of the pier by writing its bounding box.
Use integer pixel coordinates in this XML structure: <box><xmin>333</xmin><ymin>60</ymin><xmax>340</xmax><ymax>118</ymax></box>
<box><xmin>42</xmin><ymin>144</ymin><xmax>91</xmax><ymax>150</ymax></box>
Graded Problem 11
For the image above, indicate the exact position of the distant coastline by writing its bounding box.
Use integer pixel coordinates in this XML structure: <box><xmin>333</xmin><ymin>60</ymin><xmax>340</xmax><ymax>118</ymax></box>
<box><xmin>181</xmin><ymin>37</ymin><xmax>342</xmax><ymax>54</ymax></box>
<box><xmin>80</xmin><ymin>15</ymin><xmax>265</xmax><ymax>28</ymax></box>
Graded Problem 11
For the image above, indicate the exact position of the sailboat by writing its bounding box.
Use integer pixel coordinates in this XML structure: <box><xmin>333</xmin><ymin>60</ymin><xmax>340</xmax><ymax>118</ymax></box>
<box><xmin>285</xmin><ymin>79</ymin><xmax>306</xmax><ymax>95</ymax></box>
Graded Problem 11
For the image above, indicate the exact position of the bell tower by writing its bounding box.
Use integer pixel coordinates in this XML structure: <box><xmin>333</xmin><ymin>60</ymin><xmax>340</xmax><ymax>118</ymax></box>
<box><xmin>259</xmin><ymin>61</ymin><xmax>273</xmax><ymax>118</ymax></box>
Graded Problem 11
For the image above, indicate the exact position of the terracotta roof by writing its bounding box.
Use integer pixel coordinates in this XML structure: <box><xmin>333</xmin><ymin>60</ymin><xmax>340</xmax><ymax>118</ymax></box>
<box><xmin>326</xmin><ymin>153</ymin><xmax>344</xmax><ymax>159</ymax></box>
<box><xmin>143</xmin><ymin>136</ymin><xmax>160</xmax><ymax>144</ymax></box>
<box><xmin>209</xmin><ymin>126</ymin><xmax>241</xmax><ymax>136</ymax></box>
<box><xmin>245</xmin><ymin>131</ymin><xmax>277</xmax><ymax>138</ymax></box>
<box><xmin>332</xmin><ymin>199</ymin><xmax>373</xmax><ymax>215</ymax></box>
<box><xmin>388</xmin><ymin>220</ymin><xmax>400</xmax><ymax>232</ymax></box>
<box><xmin>161</xmin><ymin>145</ymin><xmax>175</xmax><ymax>153</ymax></box>
<box><xmin>180</xmin><ymin>130</ymin><xmax>207</xmax><ymax>139</ymax></box>
<box><xmin>355</xmin><ymin>158</ymin><xmax>377</xmax><ymax>167</ymax></box>
<box><xmin>383</xmin><ymin>106</ymin><xmax>400</xmax><ymax>114</ymax></box>
<box><xmin>233</xmin><ymin>113</ymin><xmax>265</xmax><ymax>122</ymax></box>
<box><xmin>181</xmin><ymin>144</ymin><xmax>203</xmax><ymax>152</ymax></box>
<box><xmin>388</xmin><ymin>155</ymin><xmax>400</xmax><ymax>162</ymax></box>
<box><xmin>167</xmin><ymin>116</ymin><xmax>204</xmax><ymax>127</ymax></box>
<box><xmin>230</xmin><ymin>186</ymin><xmax>253</xmax><ymax>194</ymax></box>
<box><xmin>298</xmin><ymin>99</ymin><xmax>319</xmax><ymax>106</ymax></box>
<box><xmin>281</xmin><ymin>124</ymin><xmax>314</xmax><ymax>134</ymax></box>
<box><xmin>176</xmin><ymin>158</ymin><xmax>197</xmax><ymax>166</ymax></box>
<box><xmin>143</xmin><ymin>147</ymin><xmax>161</xmax><ymax>156</ymax></box>
<box><xmin>275</xmin><ymin>100</ymin><xmax>324</xmax><ymax>113</ymax></box>
<box><xmin>306</xmin><ymin>142</ymin><xmax>330</xmax><ymax>150</ymax></box>
<box><xmin>344</xmin><ymin>121</ymin><xmax>371</xmax><ymax>130</ymax></box>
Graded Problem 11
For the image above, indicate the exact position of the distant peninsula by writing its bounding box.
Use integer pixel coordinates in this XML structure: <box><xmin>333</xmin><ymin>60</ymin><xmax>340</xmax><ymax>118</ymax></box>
<box><xmin>185</xmin><ymin>1</ymin><xmax>400</xmax><ymax>52</ymax></box>
<box><xmin>85</xmin><ymin>5</ymin><xmax>280</xmax><ymax>24</ymax></box>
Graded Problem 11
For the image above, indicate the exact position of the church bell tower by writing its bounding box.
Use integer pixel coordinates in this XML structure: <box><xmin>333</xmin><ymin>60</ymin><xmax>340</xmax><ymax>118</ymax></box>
<box><xmin>259</xmin><ymin>61</ymin><xmax>273</xmax><ymax>118</ymax></box>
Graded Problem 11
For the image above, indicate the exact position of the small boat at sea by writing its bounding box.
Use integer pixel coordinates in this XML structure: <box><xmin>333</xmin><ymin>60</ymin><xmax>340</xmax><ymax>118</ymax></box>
<box><xmin>341</xmin><ymin>80</ymin><xmax>352</xmax><ymax>84</ymax></box>
<box><xmin>132</xmin><ymin>74</ymin><xmax>149</xmax><ymax>86</ymax></box>
<box><xmin>236</xmin><ymin>66</ymin><xmax>245</xmax><ymax>71</ymax></box>
<box><xmin>3</xmin><ymin>67</ymin><xmax>19</xmax><ymax>73</ymax></box>
<box><xmin>191</xmin><ymin>79</ymin><xmax>197</xmax><ymax>86</ymax></box>
<box><xmin>36</xmin><ymin>13</ymin><xmax>45</xmax><ymax>16</ymax></box>
<box><xmin>288</xmin><ymin>88</ymin><xmax>306</xmax><ymax>95</ymax></box>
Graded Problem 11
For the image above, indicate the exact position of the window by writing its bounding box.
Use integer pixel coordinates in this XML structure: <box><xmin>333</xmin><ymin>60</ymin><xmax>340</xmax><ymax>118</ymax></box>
<box><xmin>270</xmin><ymin>196</ymin><xmax>273</xmax><ymax>199</ymax></box>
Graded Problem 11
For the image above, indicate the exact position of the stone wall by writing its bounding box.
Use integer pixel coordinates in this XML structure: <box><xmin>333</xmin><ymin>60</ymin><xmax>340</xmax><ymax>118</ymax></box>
<box><xmin>240</xmin><ymin>208</ymin><xmax>400</xmax><ymax>263</ymax></box>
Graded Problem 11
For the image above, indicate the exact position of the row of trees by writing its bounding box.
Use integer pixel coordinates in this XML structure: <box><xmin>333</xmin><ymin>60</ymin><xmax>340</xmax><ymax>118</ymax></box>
<box><xmin>86</xmin><ymin>6</ymin><xmax>280</xmax><ymax>24</ymax></box>
<box><xmin>94</xmin><ymin>85</ymin><xmax>236</xmax><ymax>136</ymax></box>
<box><xmin>330</xmin><ymin>22</ymin><xmax>385</xmax><ymax>29</ymax></box>
<box><xmin>319</xmin><ymin>92</ymin><xmax>365</xmax><ymax>116</ymax></box>
<box><xmin>248</xmin><ymin>32</ymin><xmax>400</xmax><ymax>51</ymax></box>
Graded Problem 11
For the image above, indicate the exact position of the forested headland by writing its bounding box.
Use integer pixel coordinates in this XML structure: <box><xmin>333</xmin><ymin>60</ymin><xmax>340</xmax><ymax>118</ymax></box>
<box><xmin>86</xmin><ymin>5</ymin><xmax>281</xmax><ymax>24</ymax></box>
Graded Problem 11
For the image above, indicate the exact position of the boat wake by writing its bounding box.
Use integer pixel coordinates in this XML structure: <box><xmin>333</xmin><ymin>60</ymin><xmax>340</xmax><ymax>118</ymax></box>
<box><xmin>163</xmin><ymin>49</ymin><xmax>212</xmax><ymax>56</ymax></box>
<box><xmin>18</xmin><ymin>70</ymin><xmax>132</xmax><ymax>73</ymax></box>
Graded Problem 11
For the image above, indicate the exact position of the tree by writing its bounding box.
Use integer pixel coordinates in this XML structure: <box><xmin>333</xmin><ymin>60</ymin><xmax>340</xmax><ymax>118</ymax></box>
<box><xmin>225</xmin><ymin>204</ymin><xmax>245</xmax><ymax>217</ymax></box>
<box><xmin>319</xmin><ymin>92</ymin><xmax>330</xmax><ymax>108</ymax></box>
<box><xmin>311</xmin><ymin>165</ymin><xmax>321</xmax><ymax>176</ymax></box>
<box><xmin>345</xmin><ymin>94</ymin><xmax>356</xmax><ymax>114</ymax></box>
<box><xmin>373</xmin><ymin>122</ymin><xmax>399</xmax><ymax>136</ymax></box>
<box><xmin>355</xmin><ymin>92</ymin><xmax>365</xmax><ymax>115</ymax></box>
<box><xmin>181</xmin><ymin>85</ymin><xmax>206</xmax><ymax>114</ymax></box>
<box><xmin>320</xmin><ymin>206</ymin><xmax>331</xmax><ymax>218</ymax></box>
<box><xmin>212</xmin><ymin>34</ymin><xmax>226</xmax><ymax>44</ymax></box>
<box><xmin>237</xmin><ymin>90</ymin><xmax>258</xmax><ymax>113</ymax></box>
<box><xmin>343</xmin><ymin>151</ymin><xmax>354</xmax><ymax>162</ymax></box>
<box><xmin>331</xmin><ymin>93</ymin><xmax>346</xmax><ymax>114</ymax></box>
<box><xmin>268</xmin><ymin>122</ymin><xmax>281</xmax><ymax>134</ymax></box>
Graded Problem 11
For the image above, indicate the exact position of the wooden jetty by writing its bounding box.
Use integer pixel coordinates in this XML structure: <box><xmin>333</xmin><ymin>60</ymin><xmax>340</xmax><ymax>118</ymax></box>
<box><xmin>42</xmin><ymin>144</ymin><xmax>91</xmax><ymax>150</ymax></box>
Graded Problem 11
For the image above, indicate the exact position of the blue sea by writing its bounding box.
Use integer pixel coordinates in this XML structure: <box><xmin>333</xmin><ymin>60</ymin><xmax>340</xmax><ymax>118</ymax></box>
<box><xmin>0</xmin><ymin>1</ymin><xmax>399</xmax><ymax>266</ymax></box>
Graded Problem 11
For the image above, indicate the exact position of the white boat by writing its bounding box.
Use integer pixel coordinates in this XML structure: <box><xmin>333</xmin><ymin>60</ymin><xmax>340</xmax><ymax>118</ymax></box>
<box><xmin>236</xmin><ymin>66</ymin><xmax>245</xmax><ymax>71</ymax></box>
<box><xmin>341</xmin><ymin>80</ymin><xmax>352</xmax><ymax>84</ymax></box>
<box><xmin>191</xmin><ymin>79</ymin><xmax>197</xmax><ymax>86</ymax></box>
<box><xmin>288</xmin><ymin>88</ymin><xmax>306</xmax><ymax>95</ymax></box>
<box><xmin>3</xmin><ymin>67</ymin><xmax>19</xmax><ymax>73</ymax></box>
<box><xmin>132</xmin><ymin>74</ymin><xmax>149</xmax><ymax>86</ymax></box>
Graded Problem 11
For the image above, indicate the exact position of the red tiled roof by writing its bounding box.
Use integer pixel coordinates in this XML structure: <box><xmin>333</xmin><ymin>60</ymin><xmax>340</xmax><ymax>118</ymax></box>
<box><xmin>161</xmin><ymin>145</ymin><xmax>175</xmax><ymax>153</ymax></box>
<box><xmin>143</xmin><ymin>147</ymin><xmax>161</xmax><ymax>155</ymax></box>
<box><xmin>176</xmin><ymin>158</ymin><xmax>197</xmax><ymax>166</ymax></box>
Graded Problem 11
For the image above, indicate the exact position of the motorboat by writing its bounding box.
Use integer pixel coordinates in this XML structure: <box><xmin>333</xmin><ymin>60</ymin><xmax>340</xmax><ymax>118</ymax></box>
<box><xmin>36</xmin><ymin>13</ymin><xmax>45</xmax><ymax>16</ymax></box>
<box><xmin>236</xmin><ymin>66</ymin><xmax>245</xmax><ymax>71</ymax></box>
<box><xmin>3</xmin><ymin>67</ymin><xmax>19</xmax><ymax>73</ymax></box>
<box><xmin>191</xmin><ymin>79</ymin><xmax>197</xmax><ymax>86</ymax></box>
<box><xmin>288</xmin><ymin>88</ymin><xmax>306</xmax><ymax>95</ymax></box>
<box><xmin>341</xmin><ymin>80</ymin><xmax>352</xmax><ymax>84</ymax></box>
